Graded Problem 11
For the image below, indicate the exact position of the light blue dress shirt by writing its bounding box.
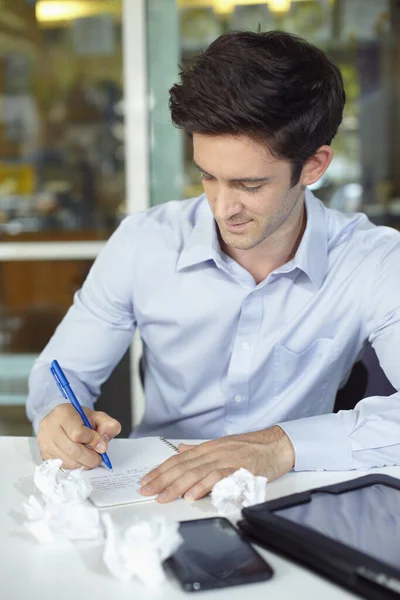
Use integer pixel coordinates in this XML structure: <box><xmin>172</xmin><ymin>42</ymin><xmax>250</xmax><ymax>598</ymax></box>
<box><xmin>27</xmin><ymin>190</ymin><xmax>400</xmax><ymax>472</ymax></box>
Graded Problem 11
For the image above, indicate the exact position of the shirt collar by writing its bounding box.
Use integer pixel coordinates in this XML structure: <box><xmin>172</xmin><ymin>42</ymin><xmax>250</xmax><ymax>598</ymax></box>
<box><xmin>176</xmin><ymin>196</ymin><xmax>221</xmax><ymax>271</ymax></box>
<box><xmin>176</xmin><ymin>189</ymin><xmax>328</xmax><ymax>288</ymax></box>
<box><xmin>290</xmin><ymin>188</ymin><xmax>328</xmax><ymax>289</ymax></box>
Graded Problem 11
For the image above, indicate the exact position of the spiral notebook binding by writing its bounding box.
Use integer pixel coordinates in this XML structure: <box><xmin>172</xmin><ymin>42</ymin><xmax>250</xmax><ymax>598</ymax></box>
<box><xmin>160</xmin><ymin>437</ymin><xmax>179</xmax><ymax>453</ymax></box>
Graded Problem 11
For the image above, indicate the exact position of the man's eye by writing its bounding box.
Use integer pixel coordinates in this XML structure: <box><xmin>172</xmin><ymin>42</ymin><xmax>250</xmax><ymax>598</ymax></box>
<box><xmin>199</xmin><ymin>173</ymin><xmax>262</xmax><ymax>193</ymax></box>
<box><xmin>242</xmin><ymin>184</ymin><xmax>263</xmax><ymax>193</ymax></box>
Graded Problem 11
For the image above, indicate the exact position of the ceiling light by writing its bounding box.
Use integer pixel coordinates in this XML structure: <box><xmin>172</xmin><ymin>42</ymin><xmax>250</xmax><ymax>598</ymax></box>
<box><xmin>213</xmin><ymin>0</ymin><xmax>236</xmax><ymax>14</ymax></box>
<box><xmin>268</xmin><ymin>0</ymin><xmax>291</xmax><ymax>13</ymax></box>
<box><xmin>36</xmin><ymin>1</ymin><xmax>120</xmax><ymax>23</ymax></box>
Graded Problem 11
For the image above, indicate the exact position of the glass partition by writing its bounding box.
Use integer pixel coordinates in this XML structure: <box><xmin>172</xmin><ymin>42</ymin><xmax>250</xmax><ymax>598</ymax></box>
<box><xmin>0</xmin><ymin>0</ymin><xmax>125</xmax><ymax>241</ymax></box>
<box><xmin>0</xmin><ymin>256</ymin><xmax>132</xmax><ymax>436</ymax></box>
<box><xmin>0</xmin><ymin>258</ymin><xmax>92</xmax><ymax>433</ymax></box>
<box><xmin>0</xmin><ymin>0</ymin><xmax>134</xmax><ymax>436</ymax></box>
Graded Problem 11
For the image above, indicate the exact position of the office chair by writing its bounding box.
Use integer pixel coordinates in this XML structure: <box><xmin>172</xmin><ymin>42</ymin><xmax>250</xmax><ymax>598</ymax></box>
<box><xmin>333</xmin><ymin>344</ymin><xmax>396</xmax><ymax>412</ymax></box>
<box><xmin>333</xmin><ymin>361</ymin><xmax>368</xmax><ymax>412</ymax></box>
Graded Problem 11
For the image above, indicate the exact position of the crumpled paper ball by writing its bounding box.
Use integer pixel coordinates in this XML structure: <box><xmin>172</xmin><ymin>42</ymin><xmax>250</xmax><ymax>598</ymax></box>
<box><xmin>211</xmin><ymin>467</ymin><xmax>268</xmax><ymax>516</ymax></box>
<box><xmin>102</xmin><ymin>514</ymin><xmax>183</xmax><ymax>587</ymax></box>
<box><xmin>23</xmin><ymin>495</ymin><xmax>102</xmax><ymax>543</ymax></box>
<box><xmin>23</xmin><ymin>458</ymin><xmax>102</xmax><ymax>543</ymax></box>
<box><xmin>33</xmin><ymin>458</ymin><xmax>92</xmax><ymax>503</ymax></box>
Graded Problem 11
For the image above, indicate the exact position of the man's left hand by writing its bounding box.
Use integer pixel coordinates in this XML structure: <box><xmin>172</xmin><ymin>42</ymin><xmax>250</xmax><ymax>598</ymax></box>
<box><xmin>140</xmin><ymin>426</ymin><xmax>295</xmax><ymax>503</ymax></box>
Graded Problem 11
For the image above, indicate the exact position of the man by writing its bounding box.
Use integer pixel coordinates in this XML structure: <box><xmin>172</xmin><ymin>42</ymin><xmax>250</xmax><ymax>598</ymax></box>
<box><xmin>27</xmin><ymin>31</ymin><xmax>400</xmax><ymax>504</ymax></box>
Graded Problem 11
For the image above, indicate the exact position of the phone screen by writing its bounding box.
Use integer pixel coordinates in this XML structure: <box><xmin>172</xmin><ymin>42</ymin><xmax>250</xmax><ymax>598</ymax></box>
<box><xmin>166</xmin><ymin>517</ymin><xmax>273</xmax><ymax>592</ymax></box>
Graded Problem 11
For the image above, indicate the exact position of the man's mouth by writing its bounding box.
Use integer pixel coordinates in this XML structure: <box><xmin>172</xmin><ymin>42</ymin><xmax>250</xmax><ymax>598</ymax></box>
<box><xmin>224</xmin><ymin>219</ymin><xmax>253</xmax><ymax>232</ymax></box>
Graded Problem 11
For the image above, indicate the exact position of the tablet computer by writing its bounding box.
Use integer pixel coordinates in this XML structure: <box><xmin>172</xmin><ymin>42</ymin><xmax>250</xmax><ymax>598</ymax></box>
<box><xmin>238</xmin><ymin>474</ymin><xmax>400</xmax><ymax>600</ymax></box>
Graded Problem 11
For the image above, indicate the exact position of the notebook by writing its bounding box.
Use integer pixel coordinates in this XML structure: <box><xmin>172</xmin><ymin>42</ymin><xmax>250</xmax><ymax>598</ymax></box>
<box><xmin>86</xmin><ymin>437</ymin><xmax>178</xmax><ymax>507</ymax></box>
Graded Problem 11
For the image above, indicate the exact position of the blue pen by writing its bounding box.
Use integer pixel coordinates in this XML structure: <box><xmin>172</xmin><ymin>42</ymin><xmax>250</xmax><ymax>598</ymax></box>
<box><xmin>50</xmin><ymin>359</ymin><xmax>113</xmax><ymax>470</ymax></box>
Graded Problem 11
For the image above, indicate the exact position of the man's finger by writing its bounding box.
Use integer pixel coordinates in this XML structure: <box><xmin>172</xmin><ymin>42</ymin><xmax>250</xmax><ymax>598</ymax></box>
<box><xmin>41</xmin><ymin>432</ymin><xmax>85</xmax><ymax>470</ymax></box>
<box><xmin>47</xmin><ymin>427</ymin><xmax>102</xmax><ymax>469</ymax></box>
<box><xmin>92</xmin><ymin>411</ymin><xmax>122</xmax><ymax>442</ymax></box>
<box><xmin>142</xmin><ymin>459</ymin><xmax>217</xmax><ymax>502</ymax></box>
<box><xmin>60</xmin><ymin>435</ymin><xmax>103</xmax><ymax>469</ymax></box>
<box><xmin>142</xmin><ymin>443</ymin><xmax>210</xmax><ymax>485</ymax></box>
<box><xmin>178</xmin><ymin>443</ymin><xmax>196</xmax><ymax>453</ymax></box>
<box><xmin>53</xmin><ymin>442</ymin><xmax>85</xmax><ymax>470</ymax></box>
<box><xmin>41</xmin><ymin>447</ymin><xmax>82</xmax><ymax>470</ymax></box>
<box><xmin>141</xmin><ymin>452</ymin><xmax>198</xmax><ymax>487</ymax></box>
<box><xmin>184</xmin><ymin>468</ymin><xmax>234</xmax><ymax>501</ymax></box>
<box><xmin>62</xmin><ymin>421</ymin><xmax>108</xmax><ymax>454</ymax></box>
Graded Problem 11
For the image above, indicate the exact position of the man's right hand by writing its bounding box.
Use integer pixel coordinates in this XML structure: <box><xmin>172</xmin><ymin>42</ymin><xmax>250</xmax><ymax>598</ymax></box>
<box><xmin>37</xmin><ymin>403</ymin><xmax>122</xmax><ymax>469</ymax></box>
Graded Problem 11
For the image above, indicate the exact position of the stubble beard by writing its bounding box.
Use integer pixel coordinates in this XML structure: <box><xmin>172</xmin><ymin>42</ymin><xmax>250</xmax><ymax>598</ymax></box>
<box><xmin>219</xmin><ymin>186</ymin><xmax>303</xmax><ymax>251</ymax></box>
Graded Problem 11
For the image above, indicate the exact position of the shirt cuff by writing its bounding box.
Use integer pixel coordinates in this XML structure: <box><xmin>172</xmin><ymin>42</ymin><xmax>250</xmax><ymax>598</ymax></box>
<box><xmin>277</xmin><ymin>413</ymin><xmax>354</xmax><ymax>472</ymax></box>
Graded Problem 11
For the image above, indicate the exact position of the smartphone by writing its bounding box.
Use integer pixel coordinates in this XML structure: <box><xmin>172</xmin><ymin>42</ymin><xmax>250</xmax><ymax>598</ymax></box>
<box><xmin>165</xmin><ymin>517</ymin><xmax>274</xmax><ymax>592</ymax></box>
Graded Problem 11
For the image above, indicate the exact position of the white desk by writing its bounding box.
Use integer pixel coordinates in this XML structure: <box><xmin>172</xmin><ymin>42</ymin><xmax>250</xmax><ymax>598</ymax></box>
<box><xmin>2</xmin><ymin>436</ymin><xmax>400</xmax><ymax>600</ymax></box>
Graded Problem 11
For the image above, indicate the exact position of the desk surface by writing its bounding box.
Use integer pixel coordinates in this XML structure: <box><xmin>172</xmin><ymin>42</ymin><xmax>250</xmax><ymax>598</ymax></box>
<box><xmin>3</xmin><ymin>436</ymin><xmax>400</xmax><ymax>600</ymax></box>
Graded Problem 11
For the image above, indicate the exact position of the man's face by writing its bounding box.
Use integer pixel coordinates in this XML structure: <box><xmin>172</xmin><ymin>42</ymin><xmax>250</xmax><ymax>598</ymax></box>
<box><xmin>193</xmin><ymin>133</ymin><xmax>304</xmax><ymax>252</ymax></box>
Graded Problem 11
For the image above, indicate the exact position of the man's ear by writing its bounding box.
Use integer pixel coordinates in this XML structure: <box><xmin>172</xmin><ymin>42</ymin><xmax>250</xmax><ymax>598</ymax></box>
<box><xmin>300</xmin><ymin>145</ymin><xmax>333</xmax><ymax>186</ymax></box>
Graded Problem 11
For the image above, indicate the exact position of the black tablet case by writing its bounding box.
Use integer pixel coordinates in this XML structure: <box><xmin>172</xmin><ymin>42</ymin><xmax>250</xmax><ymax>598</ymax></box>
<box><xmin>238</xmin><ymin>474</ymin><xmax>400</xmax><ymax>600</ymax></box>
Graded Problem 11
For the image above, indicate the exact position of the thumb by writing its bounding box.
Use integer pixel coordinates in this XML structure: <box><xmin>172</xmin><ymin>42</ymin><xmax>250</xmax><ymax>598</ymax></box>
<box><xmin>92</xmin><ymin>410</ymin><xmax>122</xmax><ymax>443</ymax></box>
<box><xmin>178</xmin><ymin>443</ymin><xmax>196</xmax><ymax>453</ymax></box>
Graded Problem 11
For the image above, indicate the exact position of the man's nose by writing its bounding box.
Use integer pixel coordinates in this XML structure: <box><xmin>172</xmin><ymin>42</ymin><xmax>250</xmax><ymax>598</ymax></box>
<box><xmin>213</xmin><ymin>186</ymin><xmax>242</xmax><ymax>220</ymax></box>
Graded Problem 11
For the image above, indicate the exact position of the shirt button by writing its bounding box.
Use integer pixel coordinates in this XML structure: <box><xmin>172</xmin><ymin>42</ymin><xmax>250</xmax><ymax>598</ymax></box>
<box><xmin>234</xmin><ymin>395</ymin><xmax>242</xmax><ymax>404</ymax></box>
<box><xmin>242</xmin><ymin>342</ymin><xmax>250</xmax><ymax>350</ymax></box>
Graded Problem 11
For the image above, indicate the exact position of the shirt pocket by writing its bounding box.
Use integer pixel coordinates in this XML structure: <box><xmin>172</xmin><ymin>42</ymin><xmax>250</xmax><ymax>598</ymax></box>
<box><xmin>273</xmin><ymin>338</ymin><xmax>339</xmax><ymax>411</ymax></box>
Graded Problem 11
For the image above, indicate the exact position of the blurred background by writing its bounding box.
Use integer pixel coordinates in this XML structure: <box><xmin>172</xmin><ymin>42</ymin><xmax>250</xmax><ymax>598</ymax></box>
<box><xmin>0</xmin><ymin>0</ymin><xmax>398</xmax><ymax>435</ymax></box>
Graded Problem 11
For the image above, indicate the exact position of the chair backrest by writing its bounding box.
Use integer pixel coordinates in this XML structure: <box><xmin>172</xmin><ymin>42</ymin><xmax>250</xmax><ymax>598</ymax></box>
<box><xmin>333</xmin><ymin>361</ymin><xmax>368</xmax><ymax>412</ymax></box>
<box><xmin>334</xmin><ymin>344</ymin><xmax>396</xmax><ymax>412</ymax></box>
<box><xmin>96</xmin><ymin>349</ymin><xmax>132</xmax><ymax>437</ymax></box>
<box><xmin>362</xmin><ymin>344</ymin><xmax>396</xmax><ymax>398</ymax></box>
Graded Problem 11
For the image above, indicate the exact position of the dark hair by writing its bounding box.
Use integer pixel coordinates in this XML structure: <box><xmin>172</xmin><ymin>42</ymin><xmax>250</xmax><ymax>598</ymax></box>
<box><xmin>169</xmin><ymin>31</ymin><xmax>345</xmax><ymax>186</ymax></box>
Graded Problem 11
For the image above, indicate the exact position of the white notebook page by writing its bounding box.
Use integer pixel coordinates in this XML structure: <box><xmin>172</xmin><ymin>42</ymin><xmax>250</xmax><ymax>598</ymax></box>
<box><xmin>86</xmin><ymin>437</ymin><xmax>177</xmax><ymax>507</ymax></box>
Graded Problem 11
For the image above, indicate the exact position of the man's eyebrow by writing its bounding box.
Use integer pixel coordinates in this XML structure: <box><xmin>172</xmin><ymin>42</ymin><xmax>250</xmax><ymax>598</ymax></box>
<box><xmin>193</xmin><ymin>161</ymin><xmax>271</xmax><ymax>183</ymax></box>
